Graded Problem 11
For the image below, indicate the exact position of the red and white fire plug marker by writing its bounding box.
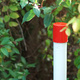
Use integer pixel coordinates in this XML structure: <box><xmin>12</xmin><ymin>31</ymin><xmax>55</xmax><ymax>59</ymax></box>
<box><xmin>53</xmin><ymin>22</ymin><xmax>68</xmax><ymax>80</ymax></box>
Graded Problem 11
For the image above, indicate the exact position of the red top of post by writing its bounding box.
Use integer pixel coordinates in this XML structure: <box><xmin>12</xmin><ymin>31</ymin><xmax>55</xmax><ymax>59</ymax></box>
<box><xmin>53</xmin><ymin>22</ymin><xmax>68</xmax><ymax>43</ymax></box>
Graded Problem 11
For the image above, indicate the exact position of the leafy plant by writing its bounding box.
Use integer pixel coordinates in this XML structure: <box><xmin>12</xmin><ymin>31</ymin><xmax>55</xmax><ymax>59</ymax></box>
<box><xmin>0</xmin><ymin>0</ymin><xmax>80</xmax><ymax>80</ymax></box>
<box><xmin>0</xmin><ymin>0</ymin><xmax>36</xmax><ymax>79</ymax></box>
<box><xmin>0</xmin><ymin>22</ymin><xmax>36</xmax><ymax>80</ymax></box>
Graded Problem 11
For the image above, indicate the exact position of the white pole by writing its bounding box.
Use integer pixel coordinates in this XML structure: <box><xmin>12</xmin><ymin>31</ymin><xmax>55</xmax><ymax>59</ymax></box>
<box><xmin>53</xmin><ymin>42</ymin><xmax>67</xmax><ymax>80</ymax></box>
<box><xmin>53</xmin><ymin>22</ymin><xmax>68</xmax><ymax>80</ymax></box>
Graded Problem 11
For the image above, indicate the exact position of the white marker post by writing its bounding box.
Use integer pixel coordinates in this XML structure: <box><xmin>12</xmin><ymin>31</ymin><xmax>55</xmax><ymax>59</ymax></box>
<box><xmin>53</xmin><ymin>22</ymin><xmax>68</xmax><ymax>80</ymax></box>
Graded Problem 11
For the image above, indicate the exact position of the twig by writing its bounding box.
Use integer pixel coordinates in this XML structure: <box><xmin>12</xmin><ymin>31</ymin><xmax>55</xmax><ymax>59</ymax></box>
<box><xmin>26</xmin><ymin>43</ymin><xmax>42</xmax><ymax>58</ymax></box>
<box><xmin>26</xmin><ymin>40</ymin><xmax>45</xmax><ymax>58</ymax></box>
<box><xmin>41</xmin><ymin>0</ymin><xmax>44</xmax><ymax>8</ymax></box>
<box><xmin>16</xmin><ymin>19</ymin><xmax>27</xmax><ymax>51</ymax></box>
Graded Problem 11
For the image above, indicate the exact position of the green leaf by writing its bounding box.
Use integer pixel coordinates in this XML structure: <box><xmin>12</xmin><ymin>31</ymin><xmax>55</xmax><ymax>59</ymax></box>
<box><xmin>17</xmin><ymin>72</ymin><xmax>23</xmax><ymax>75</ymax></box>
<box><xmin>44</xmin><ymin>7</ymin><xmax>52</xmax><ymax>14</ymax></box>
<box><xmin>60</xmin><ymin>27</ymin><xmax>67</xmax><ymax>32</ymax></box>
<box><xmin>24</xmin><ymin>69</ymin><xmax>30</xmax><ymax>76</ymax></box>
<box><xmin>20</xmin><ymin>0</ymin><xmax>28</xmax><ymax>9</ymax></box>
<box><xmin>0</xmin><ymin>17</ymin><xmax>3</xmax><ymax>23</ymax></box>
<box><xmin>47</xmin><ymin>54</ymin><xmax>53</xmax><ymax>59</ymax></box>
<box><xmin>62</xmin><ymin>0</ymin><xmax>71</xmax><ymax>8</ymax></box>
<box><xmin>22</xmin><ymin>76</ymin><xmax>26</xmax><ymax>80</ymax></box>
<box><xmin>8</xmin><ymin>78</ymin><xmax>13</xmax><ymax>80</ymax></box>
<box><xmin>78</xmin><ymin>4</ymin><xmax>80</xmax><ymax>13</ymax></box>
<box><xmin>17</xmin><ymin>63</ymin><xmax>23</xmax><ymax>67</ymax></box>
<box><xmin>30</xmin><ymin>0</ymin><xmax>37</xmax><ymax>3</ymax></box>
<box><xmin>7</xmin><ymin>42</ymin><xmax>15</xmax><ymax>47</ymax></box>
<box><xmin>8</xmin><ymin>69</ymin><xmax>16</xmax><ymax>77</ymax></box>
<box><xmin>10</xmin><ymin>12</ymin><xmax>19</xmax><ymax>19</ymax></box>
<box><xmin>13</xmin><ymin>47</ymin><xmax>20</xmax><ymax>54</ymax></box>
<box><xmin>0</xmin><ymin>56</ymin><xmax>2</xmax><ymax>63</ymax></box>
<box><xmin>33</xmin><ymin>5</ymin><xmax>40</xmax><ymax>17</ymax></box>
<box><xmin>77</xmin><ymin>69</ymin><xmax>80</xmax><ymax>79</ymax></box>
<box><xmin>1</xmin><ymin>37</ymin><xmax>10</xmax><ymax>45</ymax></box>
<box><xmin>72</xmin><ymin>18</ymin><xmax>80</xmax><ymax>33</ymax></box>
<box><xmin>22</xmin><ymin>9</ymin><xmax>35</xmax><ymax>24</ymax></box>
<box><xmin>0</xmin><ymin>0</ymin><xmax>2</xmax><ymax>3</ymax></box>
<box><xmin>67</xmin><ymin>78</ymin><xmax>69</xmax><ymax>80</ymax></box>
<box><xmin>21</xmin><ymin>56</ymin><xmax>27</xmax><ymax>64</ymax></box>
<box><xmin>15</xmin><ymin>38</ymin><xmax>23</xmax><ymax>42</ymax></box>
<box><xmin>53</xmin><ymin>5</ymin><xmax>63</xmax><ymax>16</ymax></box>
<box><xmin>47</xmin><ymin>25</ymin><xmax>53</xmax><ymax>38</ymax></box>
<box><xmin>56</xmin><ymin>0</ymin><xmax>63</xmax><ymax>5</ymax></box>
<box><xmin>2</xmin><ymin>72</ymin><xmax>9</xmax><ymax>78</ymax></box>
<box><xmin>44</xmin><ymin>14</ymin><xmax>53</xmax><ymax>28</ymax></box>
<box><xmin>10</xmin><ymin>0</ymin><xmax>17</xmax><ymax>2</ymax></box>
<box><xmin>43</xmin><ymin>7</ymin><xmax>54</xmax><ymax>14</ymax></box>
<box><xmin>65</xmin><ymin>28</ymin><xmax>71</xmax><ymax>36</ymax></box>
<box><xmin>2</xmin><ymin>6</ymin><xmax>8</xmax><ymax>12</ymax></box>
<box><xmin>13</xmin><ymin>79</ymin><xmax>18</xmax><ymax>80</ymax></box>
<box><xmin>21</xmin><ymin>10</ymin><xmax>26</xmax><ymax>16</ymax></box>
<box><xmin>0</xmin><ymin>22</ymin><xmax>5</xmax><ymax>28</ymax></box>
<box><xmin>4</xmin><ymin>15</ymin><xmax>10</xmax><ymax>22</ymax></box>
<box><xmin>1</xmin><ymin>47</ymin><xmax>9</xmax><ymax>57</ymax></box>
<box><xmin>45</xmin><ymin>39</ymin><xmax>51</xmax><ymax>46</ymax></box>
<box><xmin>74</xmin><ymin>49</ymin><xmax>80</xmax><ymax>56</ymax></box>
<box><xmin>9</xmin><ymin>21</ymin><xmax>18</xmax><ymax>27</ymax></box>
<box><xmin>67</xmin><ymin>17</ymin><xmax>76</xmax><ymax>26</ymax></box>
<box><xmin>27</xmin><ymin>63</ymin><xmax>36</xmax><ymax>68</ymax></box>
<box><xmin>3</xmin><ymin>61</ymin><xmax>11</xmax><ymax>67</ymax></box>
<box><xmin>74</xmin><ymin>56</ymin><xmax>80</xmax><ymax>69</ymax></box>
<box><xmin>9</xmin><ymin>5</ymin><xmax>18</xmax><ymax>11</ymax></box>
<box><xmin>78</xmin><ymin>65</ymin><xmax>80</xmax><ymax>69</ymax></box>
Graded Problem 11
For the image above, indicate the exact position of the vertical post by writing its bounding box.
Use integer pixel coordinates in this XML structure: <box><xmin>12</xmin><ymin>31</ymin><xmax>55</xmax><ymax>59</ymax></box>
<box><xmin>53</xmin><ymin>22</ymin><xmax>68</xmax><ymax>80</ymax></box>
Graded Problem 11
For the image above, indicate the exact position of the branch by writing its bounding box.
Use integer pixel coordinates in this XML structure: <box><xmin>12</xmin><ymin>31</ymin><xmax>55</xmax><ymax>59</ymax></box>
<box><xmin>16</xmin><ymin>19</ymin><xmax>27</xmax><ymax>51</ymax></box>
<box><xmin>41</xmin><ymin>0</ymin><xmax>44</xmax><ymax>8</ymax></box>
